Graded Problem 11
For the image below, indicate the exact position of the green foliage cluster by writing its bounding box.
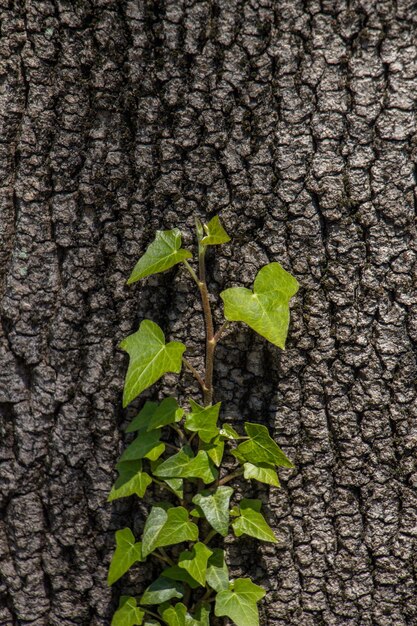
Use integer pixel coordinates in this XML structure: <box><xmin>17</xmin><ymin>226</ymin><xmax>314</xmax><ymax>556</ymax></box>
<box><xmin>108</xmin><ymin>216</ymin><xmax>299</xmax><ymax>626</ymax></box>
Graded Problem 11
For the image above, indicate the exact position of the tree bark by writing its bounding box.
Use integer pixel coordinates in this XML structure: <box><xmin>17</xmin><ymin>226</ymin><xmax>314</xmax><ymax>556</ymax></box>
<box><xmin>1</xmin><ymin>1</ymin><xmax>416</xmax><ymax>625</ymax></box>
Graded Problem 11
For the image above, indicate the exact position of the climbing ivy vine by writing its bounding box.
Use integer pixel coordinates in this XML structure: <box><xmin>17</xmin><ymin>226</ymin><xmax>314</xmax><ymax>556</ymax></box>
<box><xmin>108</xmin><ymin>215</ymin><xmax>299</xmax><ymax>626</ymax></box>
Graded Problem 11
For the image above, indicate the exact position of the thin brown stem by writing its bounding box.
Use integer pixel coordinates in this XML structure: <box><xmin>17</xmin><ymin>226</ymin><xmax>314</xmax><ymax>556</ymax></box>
<box><xmin>218</xmin><ymin>469</ymin><xmax>243</xmax><ymax>485</ymax></box>
<box><xmin>198</xmin><ymin>243</ymin><xmax>216</xmax><ymax>406</ymax></box>
<box><xmin>182</xmin><ymin>357</ymin><xmax>207</xmax><ymax>392</ymax></box>
<box><xmin>213</xmin><ymin>321</ymin><xmax>230</xmax><ymax>344</ymax></box>
<box><xmin>183</xmin><ymin>259</ymin><xmax>200</xmax><ymax>286</ymax></box>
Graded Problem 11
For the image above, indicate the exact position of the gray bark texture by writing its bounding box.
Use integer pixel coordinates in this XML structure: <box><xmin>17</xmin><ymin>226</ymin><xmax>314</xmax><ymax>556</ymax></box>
<box><xmin>0</xmin><ymin>0</ymin><xmax>416</xmax><ymax>624</ymax></box>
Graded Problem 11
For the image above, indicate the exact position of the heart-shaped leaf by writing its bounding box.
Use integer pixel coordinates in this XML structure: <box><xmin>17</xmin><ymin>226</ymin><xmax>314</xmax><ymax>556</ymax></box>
<box><xmin>112</xmin><ymin>597</ymin><xmax>145</xmax><ymax>626</ymax></box>
<box><xmin>220</xmin><ymin>262</ymin><xmax>299</xmax><ymax>348</ymax></box>
<box><xmin>127</xmin><ymin>228</ymin><xmax>192</xmax><ymax>284</ymax></box>
<box><xmin>206</xmin><ymin>549</ymin><xmax>229</xmax><ymax>592</ymax></box>
<box><xmin>200</xmin><ymin>436</ymin><xmax>224</xmax><ymax>467</ymax></box>
<box><xmin>153</xmin><ymin>446</ymin><xmax>218</xmax><ymax>484</ymax></box>
<box><xmin>120</xmin><ymin>320</ymin><xmax>186</xmax><ymax>407</ymax></box>
<box><xmin>140</xmin><ymin>577</ymin><xmax>184</xmax><ymax>605</ymax></box>
<box><xmin>184</xmin><ymin>400</ymin><xmax>221</xmax><ymax>443</ymax></box>
<box><xmin>232</xmin><ymin>499</ymin><xmax>277</xmax><ymax>543</ymax></box>
<box><xmin>120</xmin><ymin>429</ymin><xmax>165</xmax><ymax>463</ymax></box>
<box><xmin>200</xmin><ymin>216</ymin><xmax>231</xmax><ymax>246</ymax></box>
<box><xmin>108</xmin><ymin>528</ymin><xmax>144</xmax><ymax>585</ymax></box>
<box><xmin>215</xmin><ymin>578</ymin><xmax>266</xmax><ymax>626</ymax></box>
<box><xmin>243</xmin><ymin>462</ymin><xmax>280</xmax><ymax>487</ymax></box>
<box><xmin>159</xmin><ymin>602</ymin><xmax>199</xmax><ymax>626</ymax></box>
<box><xmin>178</xmin><ymin>542</ymin><xmax>213</xmax><ymax>587</ymax></box>
<box><xmin>108</xmin><ymin>460</ymin><xmax>152</xmax><ymax>501</ymax></box>
<box><xmin>142</xmin><ymin>505</ymin><xmax>198</xmax><ymax>557</ymax></box>
<box><xmin>234</xmin><ymin>423</ymin><xmax>293</xmax><ymax>468</ymax></box>
<box><xmin>192</xmin><ymin>487</ymin><xmax>233</xmax><ymax>537</ymax></box>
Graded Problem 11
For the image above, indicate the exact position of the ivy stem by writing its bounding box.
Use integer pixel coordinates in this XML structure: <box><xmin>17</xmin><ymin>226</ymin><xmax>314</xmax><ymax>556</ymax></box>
<box><xmin>203</xmin><ymin>528</ymin><xmax>217</xmax><ymax>545</ymax></box>
<box><xmin>144</xmin><ymin>608</ymin><xmax>163</xmax><ymax>622</ymax></box>
<box><xmin>218</xmin><ymin>469</ymin><xmax>244</xmax><ymax>485</ymax></box>
<box><xmin>182</xmin><ymin>357</ymin><xmax>207</xmax><ymax>392</ymax></box>
<box><xmin>183</xmin><ymin>259</ymin><xmax>200</xmax><ymax>286</ymax></box>
<box><xmin>197</xmin><ymin>241</ymin><xmax>215</xmax><ymax>406</ymax></box>
<box><xmin>213</xmin><ymin>321</ymin><xmax>230</xmax><ymax>344</ymax></box>
<box><xmin>158</xmin><ymin>548</ymin><xmax>175</xmax><ymax>566</ymax></box>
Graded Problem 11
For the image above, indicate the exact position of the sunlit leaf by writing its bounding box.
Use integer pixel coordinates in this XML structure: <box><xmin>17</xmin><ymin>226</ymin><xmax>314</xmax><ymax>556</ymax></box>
<box><xmin>184</xmin><ymin>400</ymin><xmax>220</xmax><ymax>443</ymax></box>
<box><xmin>140</xmin><ymin>577</ymin><xmax>184</xmax><ymax>605</ymax></box>
<box><xmin>108</xmin><ymin>460</ymin><xmax>152</xmax><ymax>501</ymax></box>
<box><xmin>178</xmin><ymin>542</ymin><xmax>213</xmax><ymax>587</ymax></box>
<box><xmin>108</xmin><ymin>528</ymin><xmax>144</xmax><ymax>586</ymax></box>
<box><xmin>232</xmin><ymin>499</ymin><xmax>277</xmax><ymax>543</ymax></box>
<box><xmin>200</xmin><ymin>436</ymin><xmax>224</xmax><ymax>467</ymax></box>
<box><xmin>219</xmin><ymin>424</ymin><xmax>243</xmax><ymax>440</ymax></box>
<box><xmin>200</xmin><ymin>215</ymin><xmax>231</xmax><ymax>246</ymax></box>
<box><xmin>120</xmin><ymin>320</ymin><xmax>185</xmax><ymax>407</ymax></box>
<box><xmin>141</xmin><ymin>505</ymin><xmax>198</xmax><ymax>558</ymax></box>
<box><xmin>159</xmin><ymin>602</ymin><xmax>199</xmax><ymax>626</ymax></box>
<box><xmin>153</xmin><ymin>446</ymin><xmax>218</xmax><ymax>484</ymax></box>
<box><xmin>243</xmin><ymin>462</ymin><xmax>280</xmax><ymax>487</ymax></box>
<box><xmin>234</xmin><ymin>423</ymin><xmax>293</xmax><ymax>468</ymax></box>
<box><xmin>111</xmin><ymin>596</ymin><xmax>145</xmax><ymax>626</ymax></box>
<box><xmin>206</xmin><ymin>549</ymin><xmax>229</xmax><ymax>592</ymax></box>
<box><xmin>214</xmin><ymin>578</ymin><xmax>266</xmax><ymax>626</ymax></box>
<box><xmin>192</xmin><ymin>487</ymin><xmax>233</xmax><ymax>537</ymax></box>
<box><xmin>127</xmin><ymin>228</ymin><xmax>192</xmax><ymax>284</ymax></box>
<box><xmin>220</xmin><ymin>262</ymin><xmax>299</xmax><ymax>348</ymax></box>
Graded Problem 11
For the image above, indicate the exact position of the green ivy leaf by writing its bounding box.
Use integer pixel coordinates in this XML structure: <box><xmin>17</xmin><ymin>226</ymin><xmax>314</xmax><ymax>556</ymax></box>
<box><xmin>178</xmin><ymin>542</ymin><xmax>213</xmax><ymax>587</ymax></box>
<box><xmin>108</xmin><ymin>528</ymin><xmax>144</xmax><ymax>586</ymax></box>
<box><xmin>127</xmin><ymin>229</ymin><xmax>192</xmax><ymax>284</ymax></box>
<box><xmin>161</xmin><ymin>566</ymin><xmax>200</xmax><ymax>589</ymax></box>
<box><xmin>140</xmin><ymin>577</ymin><xmax>184</xmax><ymax>605</ymax></box>
<box><xmin>120</xmin><ymin>320</ymin><xmax>186</xmax><ymax>407</ymax></box>
<box><xmin>112</xmin><ymin>596</ymin><xmax>145</xmax><ymax>626</ymax></box>
<box><xmin>214</xmin><ymin>578</ymin><xmax>266</xmax><ymax>626</ymax></box>
<box><xmin>243</xmin><ymin>461</ymin><xmax>280</xmax><ymax>487</ymax></box>
<box><xmin>192</xmin><ymin>487</ymin><xmax>233</xmax><ymax>537</ymax></box>
<box><xmin>206</xmin><ymin>548</ymin><xmax>229</xmax><ymax>592</ymax></box>
<box><xmin>200</xmin><ymin>215</ymin><xmax>231</xmax><ymax>246</ymax></box>
<box><xmin>234</xmin><ymin>423</ymin><xmax>293</xmax><ymax>468</ymax></box>
<box><xmin>108</xmin><ymin>460</ymin><xmax>153</xmax><ymax>501</ymax></box>
<box><xmin>200</xmin><ymin>436</ymin><xmax>224</xmax><ymax>467</ymax></box>
<box><xmin>232</xmin><ymin>499</ymin><xmax>277</xmax><ymax>543</ymax></box>
<box><xmin>159</xmin><ymin>602</ymin><xmax>199</xmax><ymax>626</ymax></box>
<box><xmin>120</xmin><ymin>429</ymin><xmax>165</xmax><ymax>463</ymax></box>
<box><xmin>194</xmin><ymin>604</ymin><xmax>210</xmax><ymax>626</ymax></box>
<box><xmin>220</xmin><ymin>262</ymin><xmax>299</xmax><ymax>348</ymax></box>
<box><xmin>153</xmin><ymin>446</ymin><xmax>218</xmax><ymax>484</ymax></box>
<box><xmin>219</xmin><ymin>424</ymin><xmax>243</xmax><ymax>440</ymax></box>
<box><xmin>125</xmin><ymin>401</ymin><xmax>158</xmax><ymax>433</ymax></box>
<box><xmin>184</xmin><ymin>400</ymin><xmax>221</xmax><ymax>443</ymax></box>
<box><xmin>162</xmin><ymin>477</ymin><xmax>184</xmax><ymax>499</ymax></box>
<box><xmin>142</xmin><ymin>505</ymin><xmax>199</xmax><ymax>557</ymax></box>
<box><xmin>148</xmin><ymin>398</ymin><xmax>184</xmax><ymax>430</ymax></box>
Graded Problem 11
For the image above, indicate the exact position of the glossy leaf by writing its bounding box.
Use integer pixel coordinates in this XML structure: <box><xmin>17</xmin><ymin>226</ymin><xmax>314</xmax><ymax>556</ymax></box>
<box><xmin>140</xmin><ymin>577</ymin><xmax>184</xmax><ymax>605</ymax></box>
<box><xmin>153</xmin><ymin>446</ymin><xmax>218</xmax><ymax>484</ymax></box>
<box><xmin>120</xmin><ymin>320</ymin><xmax>185</xmax><ymax>407</ymax></box>
<box><xmin>126</xmin><ymin>401</ymin><xmax>158</xmax><ymax>433</ymax></box>
<box><xmin>234</xmin><ymin>423</ymin><xmax>293</xmax><ymax>468</ymax></box>
<box><xmin>200</xmin><ymin>215</ymin><xmax>231</xmax><ymax>246</ymax></box>
<box><xmin>178</xmin><ymin>542</ymin><xmax>213</xmax><ymax>587</ymax></box>
<box><xmin>219</xmin><ymin>424</ymin><xmax>243</xmax><ymax>440</ymax></box>
<box><xmin>127</xmin><ymin>229</ymin><xmax>192</xmax><ymax>284</ymax></box>
<box><xmin>243</xmin><ymin>462</ymin><xmax>280</xmax><ymax>487</ymax></box>
<box><xmin>200</xmin><ymin>436</ymin><xmax>224</xmax><ymax>467</ymax></box>
<box><xmin>163</xmin><ymin>477</ymin><xmax>184</xmax><ymax>499</ymax></box>
<box><xmin>184</xmin><ymin>400</ymin><xmax>220</xmax><ymax>443</ymax></box>
<box><xmin>108</xmin><ymin>460</ymin><xmax>152</xmax><ymax>501</ymax></box>
<box><xmin>112</xmin><ymin>596</ymin><xmax>145</xmax><ymax>626</ymax></box>
<box><xmin>215</xmin><ymin>578</ymin><xmax>266</xmax><ymax>626</ymax></box>
<box><xmin>220</xmin><ymin>262</ymin><xmax>299</xmax><ymax>348</ymax></box>
<box><xmin>232</xmin><ymin>499</ymin><xmax>277</xmax><ymax>543</ymax></box>
<box><xmin>108</xmin><ymin>528</ymin><xmax>144</xmax><ymax>586</ymax></box>
<box><xmin>142</xmin><ymin>505</ymin><xmax>199</xmax><ymax>558</ymax></box>
<box><xmin>120</xmin><ymin>429</ymin><xmax>165</xmax><ymax>463</ymax></box>
<box><xmin>192</xmin><ymin>487</ymin><xmax>233</xmax><ymax>537</ymax></box>
<box><xmin>206</xmin><ymin>548</ymin><xmax>229</xmax><ymax>592</ymax></box>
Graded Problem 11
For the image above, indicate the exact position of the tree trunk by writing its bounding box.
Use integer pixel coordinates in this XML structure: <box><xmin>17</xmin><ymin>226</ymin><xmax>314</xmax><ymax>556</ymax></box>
<box><xmin>1</xmin><ymin>1</ymin><xmax>416</xmax><ymax>624</ymax></box>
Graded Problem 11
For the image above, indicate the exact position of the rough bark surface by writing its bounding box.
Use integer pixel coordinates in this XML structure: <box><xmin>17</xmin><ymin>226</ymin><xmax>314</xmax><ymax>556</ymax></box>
<box><xmin>1</xmin><ymin>1</ymin><xmax>416</xmax><ymax>625</ymax></box>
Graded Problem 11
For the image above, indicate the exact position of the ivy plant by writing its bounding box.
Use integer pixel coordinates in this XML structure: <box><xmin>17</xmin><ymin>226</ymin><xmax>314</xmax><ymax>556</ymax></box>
<box><xmin>108</xmin><ymin>215</ymin><xmax>299</xmax><ymax>626</ymax></box>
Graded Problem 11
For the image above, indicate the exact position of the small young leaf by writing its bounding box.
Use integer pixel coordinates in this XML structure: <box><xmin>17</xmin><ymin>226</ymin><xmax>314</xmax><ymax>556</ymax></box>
<box><xmin>232</xmin><ymin>499</ymin><xmax>277</xmax><ymax>543</ymax></box>
<box><xmin>147</xmin><ymin>397</ymin><xmax>184</xmax><ymax>430</ymax></box>
<box><xmin>125</xmin><ymin>401</ymin><xmax>158</xmax><ymax>433</ymax></box>
<box><xmin>140</xmin><ymin>577</ymin><xmax>184</xmax><ymax>605</ymax></box>
<box><xmin>214</xmin><ymin>578</ymin><xmax>266</xmax><ymax>626</ymax></box>
<box><xmin>120</xmin><ymin>320</ymin><xmax>185</xmax><ymax>407</ymax></box>
<box><xmin>200</xmin><ymin>215</ymin><xmax>231</xmax><ymax>246</ymax></box>
<box><xmin>127</xmin><ymin>228</ymin><xmax>192</xmax><ymax>284</ymax></box>
<box><xmin>219</xmin><ymin>424</ymin><xmax>243</xmax><ymax>440</ymax></box>
<box><xmin>108</xmin><ymin>460</ymin><xmax>152</xmax><ymax>501</ymax></box>
<box><xmin>200</xmin><ymin>436</ymin><xmax>224</xmax><ymax>467</ymax></box>
<box><xmin>220</xmin><ymin>262</ymin><xmax>299</xmax><ymax>348</ymax></box>
<box><xmin>162</xmin><ymin>477</ymin><xmax>184</xmax><ymax>499</ymax></box>
<box><xmin>243</xmin><ymin>462</ymin><xmax>280</xmax><ymax>487</ymax></box>
<box><xmin>206</xmin><ymin>548</ymin><xmax>229</xmax><ymax>592</ymax></box>
<box><xmin>184</xmin><ymin>400</ymin><xmax>221</xmax><ymax>443</ymax></box>
<box><xmin>153</xmin><ymin>446</ymin><xmax>218</xmax><ymax>484</ymax></box>
<box><xmin>159</xmin><ymin>602</ymin><xmax>199</xmax><ymax>626</ymax></box>
<box><xmin>108</xmin><ymin>528</ymin><xmax>144</xmax><ymax>586</ymax></box>
<box><xmin>112</xmin><ymin>596</ymin><xmax>145</xmax><ymax>626</ymax></box>
<box><xmin>234</xmin><ymin>423</ymin><xmax>293</xmax><ymax>468</ymax></box>
<box><xmin>178</xmin><ymin>542</ymin><xmax>213</xmax><ymax>587</ymax></box>
<box><xmin>192</xmin><ymin>487</ymin><xmax>233</xmax><ymax>537</ymax></box>
<box><xmin>142</xmin><ymin>505</ymin><xmax>199</xmax><ymax>557</ymax></box>
<box><xmin>162</xmin><ymin>566</ymin><xmax>200</xmax><ymax>589</ymax></box>
<box><xmin>120</xmin><ymin>429</ymin><xmax>165</xmax><ymax>463</ymax></box>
